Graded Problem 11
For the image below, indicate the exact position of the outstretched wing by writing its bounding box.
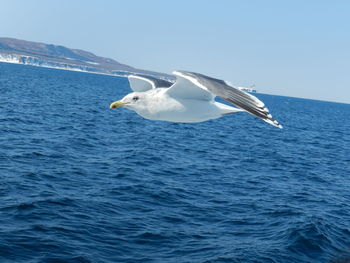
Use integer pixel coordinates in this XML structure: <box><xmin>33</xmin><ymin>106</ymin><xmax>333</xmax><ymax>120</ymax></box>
<box><xmin>168</xmin><ymin>70</ymin><xmax>282</xmax><ymax>128</ymax></box>
<box><xmin>165</xmin><ymin>71</ymin><xmax>215</xmax><ymax>101</ymax></box>
<box><xmin>128</xmin><ymin>75</ymin><xmax>173</xmax><ymax>92</ymax></box>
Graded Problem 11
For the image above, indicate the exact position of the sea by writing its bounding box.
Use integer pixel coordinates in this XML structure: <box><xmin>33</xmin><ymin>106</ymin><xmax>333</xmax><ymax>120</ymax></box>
<box><xmin>0</xmin><ymin>62</ymin><xmax>349</xmax><ymax>263</ymax></box>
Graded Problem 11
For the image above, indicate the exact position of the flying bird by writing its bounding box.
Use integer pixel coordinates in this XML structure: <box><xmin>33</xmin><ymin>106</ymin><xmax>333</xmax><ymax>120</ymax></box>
<box><xmin>110</xmin><ymin>71</ymin><xmax>282</xmax><ymax>128</ymax></box>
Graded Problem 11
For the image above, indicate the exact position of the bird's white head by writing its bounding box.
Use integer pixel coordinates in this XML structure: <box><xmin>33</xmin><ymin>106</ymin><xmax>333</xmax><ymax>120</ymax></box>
<box><xmin>110</xmin><ymin>92</ymin><xmax>146</xmax><ymax>112</ymax></box>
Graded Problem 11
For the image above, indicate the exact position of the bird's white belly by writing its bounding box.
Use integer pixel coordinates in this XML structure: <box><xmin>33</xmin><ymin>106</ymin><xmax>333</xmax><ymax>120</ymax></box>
<box><xmin>136</xmin><ymin>98</ymin><xmax>224</xmax><ymax>123</ymax></box>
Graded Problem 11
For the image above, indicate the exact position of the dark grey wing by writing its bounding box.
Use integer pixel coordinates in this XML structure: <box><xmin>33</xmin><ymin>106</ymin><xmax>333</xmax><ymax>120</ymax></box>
<box><xmin>128</xmin><ymin>75</ymin><xmax>173</xmax><ymax>92</ymax></box>
<box><xmin>174</xmin><ymin>70</ymin><xmax>283</xmax><ymax>128</ymax></box>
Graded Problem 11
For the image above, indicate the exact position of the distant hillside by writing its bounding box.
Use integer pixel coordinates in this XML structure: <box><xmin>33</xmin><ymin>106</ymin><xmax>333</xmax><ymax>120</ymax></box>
<box><xmin>0</xmin><ymin>37</ymin><xmax>172</xmax><ymax>80</ymax></box>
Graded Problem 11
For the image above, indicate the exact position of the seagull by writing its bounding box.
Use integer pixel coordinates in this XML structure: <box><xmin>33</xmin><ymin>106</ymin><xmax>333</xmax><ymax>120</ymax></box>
<box><xmin>110</xmin><ymin>71</ymin><xmax>282</xmax><ymax>128</ymax></box>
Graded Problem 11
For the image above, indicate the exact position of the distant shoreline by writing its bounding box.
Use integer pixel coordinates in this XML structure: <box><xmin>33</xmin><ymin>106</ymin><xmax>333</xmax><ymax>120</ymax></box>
<box><xmin>0</xmin><ymin>59</ymin><xmax>164</xmax><ymax>80</ymax></box>
<box><xmin>0</xmin><ymin>37</ymin><xmax>173</xmax><ymax>81</ymax></box>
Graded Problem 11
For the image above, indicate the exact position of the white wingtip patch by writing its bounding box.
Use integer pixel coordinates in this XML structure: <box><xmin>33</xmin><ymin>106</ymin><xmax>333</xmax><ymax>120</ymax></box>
<box><xmin>264</xmin><ymin>118</ymin><xmax>283</xmax><ymax>129</ymax></box>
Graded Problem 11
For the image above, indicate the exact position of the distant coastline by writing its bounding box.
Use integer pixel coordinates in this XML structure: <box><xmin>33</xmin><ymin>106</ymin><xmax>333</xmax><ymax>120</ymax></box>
<box><xmin>0</xmin><ymin>55</ymin><xmax>138</xmax><ymax>78</ymax></box>
<box><xmin>0</xmin><ymin>37</ymin><xmax>173</xmax><ymax>81</ymax></box>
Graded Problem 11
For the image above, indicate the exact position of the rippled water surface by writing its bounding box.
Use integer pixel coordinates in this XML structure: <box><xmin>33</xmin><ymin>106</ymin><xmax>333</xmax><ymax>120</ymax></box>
<box><xmin>1</xmin><ymin>63</ymin><xmax>350</xmax><ymax>263</ymax></box>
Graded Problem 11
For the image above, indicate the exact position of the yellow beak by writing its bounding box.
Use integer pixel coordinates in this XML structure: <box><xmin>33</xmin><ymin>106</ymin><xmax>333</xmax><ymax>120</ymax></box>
<box><xmin>110</xmin><ymin>101</ymin><xmax>127</xmax><ymax>109</ymax></box>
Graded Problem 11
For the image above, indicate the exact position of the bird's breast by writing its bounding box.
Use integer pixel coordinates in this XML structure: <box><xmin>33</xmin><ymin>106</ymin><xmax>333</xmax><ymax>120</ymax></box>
<box><xmin>136</xmin><ymin>96</ymin><xmax>222</xmax><ymax>123</ymax></box>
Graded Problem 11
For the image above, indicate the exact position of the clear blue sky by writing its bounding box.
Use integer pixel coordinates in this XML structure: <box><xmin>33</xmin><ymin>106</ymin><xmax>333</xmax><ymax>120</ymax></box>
<box><xmin>1</xmin><ymin>0</ymin><xmax>349</xmax><ymax>103</ymax></box>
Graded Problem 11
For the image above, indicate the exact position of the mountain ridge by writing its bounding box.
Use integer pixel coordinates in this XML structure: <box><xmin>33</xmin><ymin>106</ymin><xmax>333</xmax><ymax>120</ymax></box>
<box><xmin>0</xmin><ymin>37</ymin><xmax>172</xmax><ymax>79</ymax></box>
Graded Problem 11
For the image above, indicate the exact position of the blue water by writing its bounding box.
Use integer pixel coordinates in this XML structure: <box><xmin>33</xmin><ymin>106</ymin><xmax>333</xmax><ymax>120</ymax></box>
<box><xmin>0</xmin><ymin>62</ymin><xmax>350</xmax><ymax>263</ymax></box>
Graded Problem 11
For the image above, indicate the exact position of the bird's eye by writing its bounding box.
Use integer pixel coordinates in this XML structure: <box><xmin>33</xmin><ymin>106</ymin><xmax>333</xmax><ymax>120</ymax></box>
<box><xmin>133</xmin><ymin>96</ymin><xmax>139</xmax><ymax>101</ymax></box>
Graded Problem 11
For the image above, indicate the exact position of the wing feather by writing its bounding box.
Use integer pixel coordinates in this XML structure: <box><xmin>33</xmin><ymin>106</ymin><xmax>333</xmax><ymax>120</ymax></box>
<box><xmin>166</xmin><ymin>71</ymin><xmax>215</xmax><ymax>101</ymax></box>
<box><xmin>171</xmin><ymin>71</ymin><xmax>282</xmax><ymax>128</ymax></box>
<box><xmin>128</xmin><ymin>75</ymin><xmax>173</xmax><ymax>92</ymax></box>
